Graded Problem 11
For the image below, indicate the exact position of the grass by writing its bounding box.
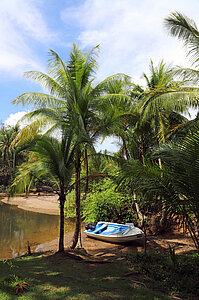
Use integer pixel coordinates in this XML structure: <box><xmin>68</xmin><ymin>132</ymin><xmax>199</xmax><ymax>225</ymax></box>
<box><xmin>125</xmin><ymin>251</ymin><xmax>199</xmax><ymax>300</ymax></box>
<box><xmin>0</xmin><ymin>251</ymin><xmax>171</xmax><ymax>300</ymax></box>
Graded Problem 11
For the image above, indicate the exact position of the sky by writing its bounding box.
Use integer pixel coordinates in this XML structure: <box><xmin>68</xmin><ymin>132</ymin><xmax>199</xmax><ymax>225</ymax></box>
<box><xmin>1</xmin><ymin>0</ymin><xmax>199</xmax><ymax>150</ymax></box>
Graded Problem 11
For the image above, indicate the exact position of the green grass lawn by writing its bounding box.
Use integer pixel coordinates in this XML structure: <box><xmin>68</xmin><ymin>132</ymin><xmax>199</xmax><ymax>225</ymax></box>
<box><xmin>0</xmin><ymin>251</ymin><xmax>171</xmax><ymax>300</ymax></box>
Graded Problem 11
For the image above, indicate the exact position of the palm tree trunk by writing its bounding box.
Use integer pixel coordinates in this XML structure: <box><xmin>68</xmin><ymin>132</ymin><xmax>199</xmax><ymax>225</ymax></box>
<box><xmin>122</xmin><ymin>138</ymin><xmax>129</xmax><ymax>160</ymax></box>
<box><xmin>58</xmin><ymin>192</ymin><xmax>66</xmax><ymax>252</ymax></box>
<box><xmin>85</xmin><ymin>149</ymin><xmax>89</xmax><ymax>195</ymax></box>
<box><xmin>71</xmin><ymin>149</ymin><xmax>81</xmax><ymax>249</ymax></box>
<box><xmin>134</xmin><ymin>192</ymin><xmax>144</xmax><ymax>227</ymax></box>
<box><xmin>140</xmin><ymin>140</ymin><xmax>145</xmax><ymax>166</ymax></box>
<box><xmin>158</xmin><ymin>157</ymin><xmax>168</xmax><ymax>229</ymax></box>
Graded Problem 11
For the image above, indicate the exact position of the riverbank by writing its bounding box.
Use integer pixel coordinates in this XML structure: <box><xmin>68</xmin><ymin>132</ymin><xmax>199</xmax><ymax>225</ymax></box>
<box><xmin>0</xmin><ymin>194</ymin><xmax>60</xmax><ymax>215</ymax></box>
<box><xmin>0</xmin><ymin>194</ymin><xmax>196</xmax><ymax>256</ymax></box>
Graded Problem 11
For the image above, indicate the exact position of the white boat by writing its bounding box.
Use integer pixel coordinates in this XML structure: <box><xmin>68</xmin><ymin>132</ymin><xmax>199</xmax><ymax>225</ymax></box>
<box><xmin>84</xmin><ymin>221</ymin><xmax>144</xmax><ymax>243</ymax></box>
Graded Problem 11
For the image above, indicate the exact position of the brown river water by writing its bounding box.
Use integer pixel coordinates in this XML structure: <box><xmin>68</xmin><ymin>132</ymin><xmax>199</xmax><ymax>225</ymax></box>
<box><xmin>0</xmin><ymin>201</ymin><xmax>74</xmax><ymax>260</ymax></box>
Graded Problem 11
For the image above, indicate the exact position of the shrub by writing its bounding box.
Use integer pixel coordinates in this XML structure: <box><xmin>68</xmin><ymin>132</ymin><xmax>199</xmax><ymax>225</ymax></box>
<box><xmin>64</xmin><ymin>190</ymin><xmax>76</xmax><ymax>218</ymax></box>
<box><xmin>82</xmin><ymin>178</ymin><xmax>136</xmax><ymax>223</ymax></box>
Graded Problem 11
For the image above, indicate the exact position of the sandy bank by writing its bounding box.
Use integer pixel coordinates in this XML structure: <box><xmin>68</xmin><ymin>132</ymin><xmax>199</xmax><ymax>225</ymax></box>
<box><xmin>35</xmin><ymin>230</ymin><xmax>196</xmax><ymax>258</ymax></box>
<box><xmin>1</xmin><ymin>194</ymin><xmax>60</xmax><ymax>215</ymax></box>
<box><xmin>35</xmin><ymin>230</ymin><xmax>145</xmax><ymax>258</ymax></box>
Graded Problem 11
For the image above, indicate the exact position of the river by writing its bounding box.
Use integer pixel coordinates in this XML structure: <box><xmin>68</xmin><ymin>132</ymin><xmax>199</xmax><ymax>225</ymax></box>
<box><xmin>0</xmin><ymin>202</ymin><xmax>74</xmax><ymax>260</ymax></box>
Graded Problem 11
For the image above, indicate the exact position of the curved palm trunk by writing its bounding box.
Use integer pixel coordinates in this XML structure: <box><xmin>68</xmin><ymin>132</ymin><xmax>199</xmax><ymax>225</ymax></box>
<box><xmin>58</xmin><ymin>191</ymin><xmax>66</xmax><ymax>252</ymax></box>
<box><xmin>71</xmin><ymin>149</ymin><xmax>81</xmax><ymax>249</ymax></box>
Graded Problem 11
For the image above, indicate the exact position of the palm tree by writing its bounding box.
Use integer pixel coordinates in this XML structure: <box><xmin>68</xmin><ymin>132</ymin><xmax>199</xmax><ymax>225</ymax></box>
<box><xmin>114</xmin><ymin>60</ymin><xmax>198</xmax><ymax>229</ymax></box>
<box><xmin>116</xmin><ymin>129</ymin><xmax>199</xmax><ymax>248</ymax></box>
<box><xmin>0</xmin><ymin>124</ymin><xmax>20</xmax><ymax>178</ymax></box>
<box><xmin>13</xmin><ymin>43</ymin><xmax>131</xmax><ymax>248</ymax></box>
<box><xmin>152</xmin><ymin>131</ymin><xmax>199</xmax><ymax>248</ymax></box>
<box><xmin>12</xmin><ymin>132</ymin><xmax>76</xmax><ymax>252</ymax></box>
<box><xmin>137</xmin><ymin>59</ymin><xmax>199</xmax><ymax>144</ymax></box>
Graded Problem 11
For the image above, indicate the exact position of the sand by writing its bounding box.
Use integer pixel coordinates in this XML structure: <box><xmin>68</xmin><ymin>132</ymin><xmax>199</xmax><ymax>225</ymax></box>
<box><xmin>1</xmin><ymin>194</ymin><xmax>60</xmax><ymax>215</ymax></box>
<box><xmin>35</xmin><ymin>230</ymin><xmax>196</xmax><ymax>258</ymax></box>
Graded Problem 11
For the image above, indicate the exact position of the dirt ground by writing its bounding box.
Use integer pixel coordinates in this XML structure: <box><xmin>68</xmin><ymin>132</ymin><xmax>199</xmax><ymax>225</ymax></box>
<box><xmin>35</xmin><ymin>230</ymin><xmax>196</xmax><ymax>259</ymax></box>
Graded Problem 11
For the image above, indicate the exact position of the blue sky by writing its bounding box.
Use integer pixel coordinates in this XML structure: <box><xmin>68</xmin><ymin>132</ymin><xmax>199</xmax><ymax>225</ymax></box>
<box><xmin>1</xmin><ymin>0</ymin><xmax>199</xmax><ymax>145</ymax></box>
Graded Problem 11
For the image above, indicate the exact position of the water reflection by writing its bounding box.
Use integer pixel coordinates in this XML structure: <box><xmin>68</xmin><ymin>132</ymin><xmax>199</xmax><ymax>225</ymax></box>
<box><xmin>0</xmin><ymin>202</ymin><xmax>73</xmax><ymax>259</ymax></box>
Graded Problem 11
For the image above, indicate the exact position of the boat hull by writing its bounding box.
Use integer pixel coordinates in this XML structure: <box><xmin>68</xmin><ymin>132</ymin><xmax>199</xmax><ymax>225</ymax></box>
<box><xmin>84</xmin><ymin>222</ymin><xmax>144</xmax><ymax>243</ymax></box>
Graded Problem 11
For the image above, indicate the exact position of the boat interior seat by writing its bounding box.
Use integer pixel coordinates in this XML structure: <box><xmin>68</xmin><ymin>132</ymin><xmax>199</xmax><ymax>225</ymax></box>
<box><xmin>93</xmin><ymin>223</ymin><xmax>108</xmax><ymax>234</ymax></box>
<box><xmin>94</xmin><ymin>223</ymin><xmax>128</xmax><ymax>235</ymax></box>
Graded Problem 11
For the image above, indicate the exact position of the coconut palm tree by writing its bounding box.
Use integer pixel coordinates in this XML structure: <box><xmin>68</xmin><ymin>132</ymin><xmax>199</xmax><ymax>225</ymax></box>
<box><xmin>13</xmin><ymin>43</ymin><xmax>131</xmax><ymax>248</ymax></box>
<box><xmin>11</xmin><ymin>132</ymin><xmax>76</xmax><ymax>252</ymax></box>
<box><xmin>113</xmin><ymin>60</ymin><xmax>198</xmax><ymax>229</ymax></box>
<box><xmin>137</xmin><ymin>59</ymin><xmax>199</xmax><ymax>144</ymax></box>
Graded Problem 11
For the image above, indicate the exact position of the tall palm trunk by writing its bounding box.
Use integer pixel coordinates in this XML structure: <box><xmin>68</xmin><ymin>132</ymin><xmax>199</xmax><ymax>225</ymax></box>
<box><xmin>158</xmin><ymin>157</ymin><xmax>168</xmax><ymax>228</ymax></box>
<box><xmin>122</xmin><ymin>137</ymin><xmax>144</xmax><ymax>226</ymax></box>
<box><xmin>156</xmin><ymin>135</ymin><xmax>167</xmax><ymax>229</ymax></box>
<box><xmin>85</xmin><ymin>149</ymin><xmax>89</xmax><ymax>195</ymax></box>
<box><xmin>58</xmin><ymin>189</ymin><xmax>66</xmax><ymax>252</ymax></box>
<box><xmin>122</xmin><ymin>138</ymin><xmax>130</xmax><ymax>160</ymax></box>
<box><xmin>71</xmin><ymin>149</ymin><xmax>81</xmax><ymax>249</ymax></box>
<box><xmin>140</xmin><ymin>140</ymin><xmax>146</xmax><ymax>166</ymax></box>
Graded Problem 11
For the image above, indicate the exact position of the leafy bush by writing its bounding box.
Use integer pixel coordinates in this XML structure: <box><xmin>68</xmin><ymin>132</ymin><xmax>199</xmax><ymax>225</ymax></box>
<box><xmin>82</xmin><ymin>178</ymin><xmax>136</xmax><ymax>223</ymax></box>
<box><xmin>64</xmin><ymin>190</ymin><xmax>76</xmax><ymax>218</ymax></box>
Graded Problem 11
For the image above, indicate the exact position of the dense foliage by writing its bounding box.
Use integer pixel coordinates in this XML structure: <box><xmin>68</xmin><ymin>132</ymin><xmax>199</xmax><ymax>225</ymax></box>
<box><xmin>82</xmin><ymin>178</ymin><xmax>135</xmax><ymax>223</ymax></box>
<box><xmin>0</xmin><ymin>11</ymin><xmax>199</xmax><ymax>251</ymax></box>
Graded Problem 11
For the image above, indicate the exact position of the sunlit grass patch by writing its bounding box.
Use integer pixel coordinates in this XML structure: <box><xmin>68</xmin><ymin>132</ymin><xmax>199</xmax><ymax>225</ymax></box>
<box><xmin>0</xmin><ymin>251</ymin><xmax>172</xmax><ymax>299</ymax></box>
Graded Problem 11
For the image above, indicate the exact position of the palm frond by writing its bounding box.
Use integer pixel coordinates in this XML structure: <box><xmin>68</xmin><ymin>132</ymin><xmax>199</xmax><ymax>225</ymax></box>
<box><xmin>13</xmin><ymin>92</ymin><xmax>65</xmax><ymax>108</ymax></box>
<box><xmin>24</xmin><ymin>71</ymin><xmax>66</xmax><ymax>98</ymax></box>
<box><xmin>165</xmin><ymin>12</ymin><xmax>199</xmax><ymax>67</ymax></box>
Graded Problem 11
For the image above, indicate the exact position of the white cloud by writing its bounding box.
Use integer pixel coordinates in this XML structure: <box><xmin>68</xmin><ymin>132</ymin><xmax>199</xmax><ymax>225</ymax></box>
<box><xmin>1</xmin><ymin>0</ymin><xmax>55</xmax><ymax>42</ymax></box>
<box><xmin>5</xmin><ymin>111</ymin><xmax>27</xmax><ymax>127</ymax></box>
<box><xmin>0</xmin><ymin>0</ymin><xmax>55</xmax><ymax>77</ymax></box>
<box><xmin>61</xmin><ymin>0</ymin><xmax>199</xmax><ymax>83</ymax></box>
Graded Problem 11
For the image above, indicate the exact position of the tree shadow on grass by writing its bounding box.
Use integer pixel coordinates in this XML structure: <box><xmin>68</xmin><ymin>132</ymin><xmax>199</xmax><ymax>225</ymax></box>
<box><xmin>0</xmin><ymin>250</ymin><xmax>170</xmax><ymax>299</ymax></box>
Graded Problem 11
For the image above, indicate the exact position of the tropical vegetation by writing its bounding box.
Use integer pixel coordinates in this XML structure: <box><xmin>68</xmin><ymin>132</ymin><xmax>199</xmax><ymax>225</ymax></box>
<box><xmin>1</xmin><ymin>10</ymin><xmax>199</xmax><ymax>300</ymax></box>
<box><xmin>0</xmin><ymin>11</ymin><xmax>199</xmax><ymax>255</ymax></box>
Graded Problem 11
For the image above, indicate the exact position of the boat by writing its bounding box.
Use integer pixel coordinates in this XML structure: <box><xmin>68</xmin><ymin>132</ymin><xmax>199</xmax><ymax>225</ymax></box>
<box><xmin>84</xmin><ymin>221</ymin><xmax>144</xmax><ymax>243</ymax></box>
